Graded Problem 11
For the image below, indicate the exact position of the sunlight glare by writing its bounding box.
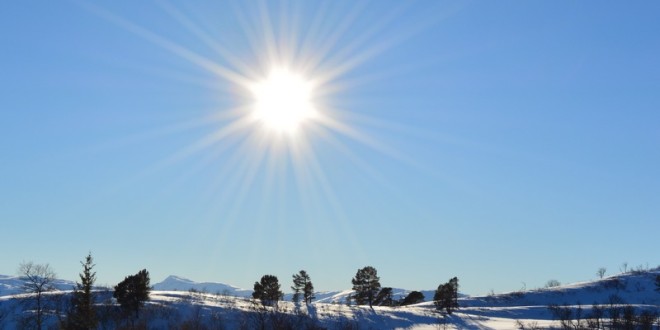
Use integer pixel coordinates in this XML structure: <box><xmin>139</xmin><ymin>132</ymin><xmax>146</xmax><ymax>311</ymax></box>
<box><xmin>250</xmin><ymin>68</ymin><xmax>317</xmax><ymax>134</ymax></box>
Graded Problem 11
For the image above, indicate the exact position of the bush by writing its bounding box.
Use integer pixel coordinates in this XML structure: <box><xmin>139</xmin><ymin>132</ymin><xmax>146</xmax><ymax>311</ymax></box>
<box><xmin>545</xmin><ymin>279</ymin><xmax>561</xmax><ymax>288</ymax></box>
<box><xmin>401</xmin><ymin>291</ymin><xmax>425</xmax><ymax>306</ymax></box>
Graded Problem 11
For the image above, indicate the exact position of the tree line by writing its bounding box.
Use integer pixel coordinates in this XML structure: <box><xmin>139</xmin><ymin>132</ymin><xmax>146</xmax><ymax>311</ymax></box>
<box><xmin>12</xmin><ymin>254</ymin><xmax>151</xmax><ymax>329</ymax></box>
<box><xmin>11</xmin><ymin>255</ymin><xmax>461</xmax><ymax>329</ymax></box>
<box><xmin>252</xmin><ymin>265</ymin><xmax>458</xmax><ymax>313</ymax></box>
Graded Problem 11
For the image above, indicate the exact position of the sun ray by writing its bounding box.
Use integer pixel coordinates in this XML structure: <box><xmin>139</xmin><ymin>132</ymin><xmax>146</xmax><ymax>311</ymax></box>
<box><xmin>297</xmin><ymin>1</ymin><xmax>369</xmax><ymax>75</ymax></box>
<box><xmin>256</xmin><ymin>0</ymin><xmax>280</xmax><ymax>67</ymax></box>
<box><xmin>78</xmin><ymin>1</ymin><xmax>465</xmax><ymax>267</ymax></box>
<box><xmin>316</xmin><ymin>111</ymin><xmax>419</xmax><ymax>168</ymax></box>
<box><xmin>159</xmin><ymin>113</ymin><xmax>254</xmax><ymax>167</ymax></box>
<box><xmin>312</xmin><ymin>4</ymin><xmax>445</xmax><ymax>87</ymax></box>
<box><xmin>156</xmin><ymin>2</ymin><xmax>260</xmax><ymax>80</ymax></box>
<box><xmin>313</xmin><ymin>124</ymin><xmax>389</xmax><ymax>188</ymax></box>
<box><xmin>80</xmin><ymin>3</ymin><xmax>252</xmax><ymax>88</ymax></box>
<box><xmin>301</xmin><ymin>134</ymin><xmax>367</xmax><ymax>260</ymax></box>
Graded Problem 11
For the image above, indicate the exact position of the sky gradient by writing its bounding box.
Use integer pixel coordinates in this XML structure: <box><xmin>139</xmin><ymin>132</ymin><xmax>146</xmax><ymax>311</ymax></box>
<box><xmin>1</xmin><ymin>1</ymin><xmax>659</xmax><ymax>295</ymax></box>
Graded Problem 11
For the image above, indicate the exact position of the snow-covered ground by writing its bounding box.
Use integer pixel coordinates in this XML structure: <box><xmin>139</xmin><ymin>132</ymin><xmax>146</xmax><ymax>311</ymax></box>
<box><xmin>152</xmin><ymin>275</ymin><xmax>448</xmax><ymax>305</ymax></box>
<box><xmin>0</xmin><ymin>274</ymin><xmax>75</xmax><ymax>296</ymax></box>
<box><xmin>1</xmin><ymin>270</ymin><xmax>658</xmax><ymax>329</ymax></box>
<box><xmin>153</xmin><ymin>275</ymin><xmax>254</xmax><ymax>298</ymax></box>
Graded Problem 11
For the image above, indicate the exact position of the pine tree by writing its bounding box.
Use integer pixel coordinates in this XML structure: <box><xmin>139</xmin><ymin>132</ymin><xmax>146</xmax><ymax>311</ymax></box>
<box><xmin>253</xmin><ymin>275</ymin><xmax>283</xmax><ymax>306</ymax></box>
<box><xmin>373</xmin><ymin>287</ymin><xmax>393</xmax><ymax>306</ymax></box>
<box><xmin>113</xmin><ymin>269</ymin><xmax>150</xmax><ymax>319</ymax></box>
<box><xmin>448</xmin><ymin>277</ymin><xmax>459</xmax><ymax>310</ymax></box>
<box><xmin>291</xmin><ymin>270</ymin><xmax>315</xmax><ymax>304</ymax></box>
<box><xmin>67</xmin><ymin>252</ymin><xmax>97</xmax><ymax>329</ymax></box>
<box><xmin>351</xmin><ymin>266</ymin><xmax>381</xmax><ymax>308</ymax></box>
<box><xmin>434</xmin><ymin>277</ymin><xmax>459</xmax><ymax>314</ymax></box>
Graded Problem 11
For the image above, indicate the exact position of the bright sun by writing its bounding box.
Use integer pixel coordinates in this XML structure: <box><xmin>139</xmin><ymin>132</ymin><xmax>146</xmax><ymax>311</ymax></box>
<box><xmin>250</xmin><ymin>68</ymin><xmax>317</xmax><ymax>134</ymax></box>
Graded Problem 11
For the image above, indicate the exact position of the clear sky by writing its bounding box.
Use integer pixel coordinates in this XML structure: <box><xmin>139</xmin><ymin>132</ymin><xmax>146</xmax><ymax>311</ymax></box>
<box><xmin>1</xmin><ymin>1</ymin><xmax>659</xmax><ymax>295</ymax></box>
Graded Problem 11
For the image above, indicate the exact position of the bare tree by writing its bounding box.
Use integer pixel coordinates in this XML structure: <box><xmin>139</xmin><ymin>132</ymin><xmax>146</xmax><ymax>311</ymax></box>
<box><xmin>545</xmin><ymin>279</ymin><xmax>561</xmax><ymax>288</ymax></box>
<box><xmin>597</xmin><ymin>267</ymin><xmax>606</xmax><ymax>279</ymax></box>
<box><xmin>18</xmin><ymin>261</ymin><xmax>57</xmax><ymax>330</ymax></box>
<box><xmin>620</xmin><ymin>262</ymin><xmax>628</xmax><ymax>273</ymax></box>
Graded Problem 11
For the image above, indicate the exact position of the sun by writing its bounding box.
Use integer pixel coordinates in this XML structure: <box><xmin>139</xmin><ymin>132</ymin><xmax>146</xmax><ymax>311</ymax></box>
<box><xmin>250</xmin><ymin>68</ymin><xmax>317</xmax><ymax>134</ymax></box>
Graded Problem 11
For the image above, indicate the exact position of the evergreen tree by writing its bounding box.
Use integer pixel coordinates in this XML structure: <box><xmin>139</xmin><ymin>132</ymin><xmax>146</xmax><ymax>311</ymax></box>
<box><xmin>113</xmin><ymin>269</ymin><xmax>150</xmax><ymax>319</ymax></box>
<box><xmin>655</xmin><ymin>275</ymin><xmax>660</xmax><ymax>293</ymax></box>
<box><xmin>67</xmin><ymin>252</ymin><xmax>97</xmax><ymax>329</ymax></box>
<box><xmin>433</xmin><ymin>277</ymin><xmax>459</xmax><ymax>314</ymax></box>
<box><xmin>351</xmin><ymin>266</ymin><xmax>381</xmax><ymax>308</ymax></box>
<box><xmin>291</xmin><ymin>270</ymin><xmax>315</xmax><ymax>304</ymax></box>
<box><xmin>373</xmin><ymin>287</ymin><xmax>393</xmax><ymax>306</ymax></box>
<box><xmin>401</xmin><ymin>291</ymin><xmax>425</xmax><ymax>306</ymax></box>
<box><xmin>252</xmin><ymin>275</ymin><xmax>283</xmax><ymax>306</ymax></box>
<box><xmin>448</xmin><ymin>277</ymin><xmax>459</xmax><ymax>309</ymax></box>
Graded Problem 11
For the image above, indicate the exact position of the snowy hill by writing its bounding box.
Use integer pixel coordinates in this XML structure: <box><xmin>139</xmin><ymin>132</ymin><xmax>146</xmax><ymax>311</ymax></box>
<box><xmin>152</xmin><ymin>275</ymin><xmax>253</xmax><ymax>297</ymax></box>
<box><xmin>1</xmin><ymin>270</ymin><xmax>658</xmax><ymax>329</ymax></box>
<box><xmin>312</xmin><ymin>288</ymin><xmax>439</xmax><ymax>304</ymax></box>
<box><xmin>0</xmin><ymin>274</ymin><xmax>75</xmax><ymax>296</ymax></box>
<box><xmin>152</xmin><ymin>275</ymin><xmax>439</xmax><ymax>304</ymax></box>
<box><xmin>462</xmin><ymin>271</ymin><xmax>660</xmax><ymax>308</ymax></box>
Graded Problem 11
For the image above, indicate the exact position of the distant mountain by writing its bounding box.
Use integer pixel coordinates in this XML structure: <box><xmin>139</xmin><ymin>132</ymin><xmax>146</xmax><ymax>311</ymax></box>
<box><xmin>152</xmin><ymin>275</ymin><xmax>253</xmax><ymax>297</ymax></box>
<box><xmin>0</xmin><ymin>274</ymin><xmax>76</xmax><ymax>296</ymax></box>
<box><xmin>1</xmin><ymin>273</ymin><xmax>438</xmax><ymax>304</ymax></box>
<box><xmin>151</xmin><ymin>275</ymin><xmax>440</xmax><ymax>303</ymax></box>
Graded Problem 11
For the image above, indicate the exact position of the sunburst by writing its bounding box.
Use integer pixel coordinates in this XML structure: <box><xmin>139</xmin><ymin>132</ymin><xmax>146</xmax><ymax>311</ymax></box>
<box><xmin>81</xmin><ymin>1</ymin><xmax>439</xmax><ymax>261</ymax></box>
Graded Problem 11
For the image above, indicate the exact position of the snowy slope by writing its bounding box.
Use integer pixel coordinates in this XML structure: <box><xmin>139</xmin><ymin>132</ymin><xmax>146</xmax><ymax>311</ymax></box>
<box><xmin>0</xmin><ymin>274</ymin><xmax>76</xmax><ymax>296</ymax></box>
<box><xmin>152</xmin><ymin>275</ymin><xmax>439</xmax><ymax>303</ymax></box>
<box><xmin>1</xmin><ymin>270</ymin><xmax>658</xmax><ymax>329</ymax></box>
<box><xmin>461</xmin><ymin>271</ymin><xmax>660</xmax><ymax>308</ymax></box>
<box><xmin>152</xmin><ymin>275</ymin><xmax>253</xmax><ymax>297</ymax></box>
<box><xmin>313</xmin><ymin>288</ymin><xmax>439</xmax><ymax>304</ymax></box>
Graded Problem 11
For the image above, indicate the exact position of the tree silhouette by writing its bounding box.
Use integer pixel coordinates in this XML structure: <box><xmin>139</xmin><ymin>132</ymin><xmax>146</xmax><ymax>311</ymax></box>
<box><xmin>17</xmin><ymin>262</ymin><xmax>57</xmax><ymax>330</ymax></box>
<box><xmin>374</xmin><ymin>287</ymin><xmax>393</xmax><ymax>306</ymax></box>
<box><xmin>253</xmin><ymin>275</ymin><xmax>283</xmax><ymax>306</ymax></box>
<box><xmin>351</xmin><ymin>266</ymin><xmax>381</xmax><ymax>308</ymax></box>
<box><xmin>434</xmin><ymin>277</ymin><xmax>459</xmax><ymax>314</ymax></box>
<box><xmin>291</xmin><ymin>270</ymin><xmax>315</xmax><ymax>304</ymax></box>
<box><xmin>113</xmin><ymin>269</ymin><xmax>150</xmax><ymax>320</ymax></box>
<box><xmin>401</xmin><ymin>291</ymin><xmax>425</xmax><ymax>306</ymax></box>
<box><xmin>66</xmin><ymin>252</ymin><xmax>97</xmax><ymax>329</ymax></box>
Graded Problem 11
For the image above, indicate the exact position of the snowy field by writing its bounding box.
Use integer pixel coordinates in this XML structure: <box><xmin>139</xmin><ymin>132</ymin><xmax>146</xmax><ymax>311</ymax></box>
<box><xmin>1</xmin><ymin>270</ymin><xmax>659</xmax><ymax>329</ymax></box>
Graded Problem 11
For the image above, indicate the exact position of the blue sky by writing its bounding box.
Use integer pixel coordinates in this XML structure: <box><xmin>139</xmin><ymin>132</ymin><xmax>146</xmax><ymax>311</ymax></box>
<box><xmin>1</xmin><ymin>1</ymin><xmax>659</xmax><ymax>295</ymax></box>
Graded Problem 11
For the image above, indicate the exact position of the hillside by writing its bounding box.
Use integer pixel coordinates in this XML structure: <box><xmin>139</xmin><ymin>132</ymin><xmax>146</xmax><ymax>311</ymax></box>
<box><xmin>152</xmin><ymin>275</ymin><xmax>253</xmax><ymax>297</ymax></box>
<box><xmin>151</xmin><ymin>275</ymin><xmax>439</xmax><ymax>304</ymax></box>
<box><xmin>1</xmin><ymin>270</ymin><xmax>658</xmax><ymax>329</ymax></box>
<box><xmin>0</xmin><ymin>275</ymin><xmax>75</xmax><ymax>296</ymax></box>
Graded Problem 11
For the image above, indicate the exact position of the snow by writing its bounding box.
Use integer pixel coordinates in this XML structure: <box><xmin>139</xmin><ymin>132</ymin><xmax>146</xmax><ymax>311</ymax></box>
<box><xmin>1</xmin><ymin>270</ymin><xmax>658</xmax><ymax>329</ymax></box>
<box><xmin>151</xmin><ymin>276</ymin><xmax>438</xmax><ymax>304</ymax></box>
<box><xmin>152</xmin><ymin>275</ymin><xmax>253</xmax><ymax>297</ymax></box>
<box><xmin>0</xmin><ymin>274</ymin><xmax>76</xmax><ymax>296</ymax></box>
